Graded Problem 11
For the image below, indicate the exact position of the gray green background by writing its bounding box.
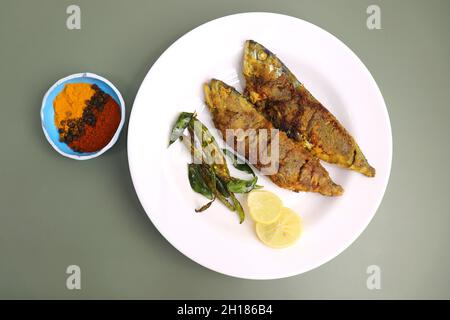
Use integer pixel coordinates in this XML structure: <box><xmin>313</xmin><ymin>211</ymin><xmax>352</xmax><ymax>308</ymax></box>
<box><xmin>1</xmin><ymin>0</ymin><xmax>449</xmax><ymax>299</ymax></box>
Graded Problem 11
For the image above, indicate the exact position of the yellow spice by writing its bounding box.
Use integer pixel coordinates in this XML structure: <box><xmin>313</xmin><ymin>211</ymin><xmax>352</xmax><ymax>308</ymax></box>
<box><xmin>54</xmin><ymin>83</ymin><xmax>95</xmax><ymax>130</ymax></box>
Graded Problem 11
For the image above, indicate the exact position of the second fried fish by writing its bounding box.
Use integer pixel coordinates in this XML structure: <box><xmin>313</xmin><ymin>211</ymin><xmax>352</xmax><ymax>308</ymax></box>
<box><xmin>243</xmin><ymin>40</ymin><xmax>375</xmax><ymax>177</ymax></box>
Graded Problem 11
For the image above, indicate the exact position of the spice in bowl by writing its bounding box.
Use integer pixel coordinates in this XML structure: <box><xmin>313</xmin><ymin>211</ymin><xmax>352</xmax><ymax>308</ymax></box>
<box><xmin>53</xmin><ymin>83</ymin><xmax>121</xmax><ymax>153</ymax></box>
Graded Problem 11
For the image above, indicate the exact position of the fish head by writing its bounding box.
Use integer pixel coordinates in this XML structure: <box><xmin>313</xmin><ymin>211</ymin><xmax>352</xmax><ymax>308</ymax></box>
<box><xmin>204</xmin><ymin>79</ymin><xmax>243</xmax><ymax>114</ymax></box>
<box><xmin>243</xmin><ymin>40</ymin><xmax>284</xmax><ymax>83</ymax></box>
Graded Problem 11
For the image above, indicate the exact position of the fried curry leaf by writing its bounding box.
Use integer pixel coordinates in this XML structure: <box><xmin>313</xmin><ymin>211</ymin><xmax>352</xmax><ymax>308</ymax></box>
<box><xmin>215</xmin><ymin>176</ymin><xmax>230</xmax><ymax>198</ymax></box>
<box><xmin>188</xmin><ymin>163</ymin><xmax>213</xmax><ymax>200</ymax></box>
<box><xmin>223</xmin><ymin>148</ymin><xmax>255</xmax><ymax>175</ymax></box>
<box><xmin>169</xmin><ymin>112</ymin><xmax>195</xmax><ymax>146</ymax></box>
<box><xmin>190</xmin><ymin>118</ymin><xmax>231</xmax><ymax>180</ymax></box>
<box><xmin>222</xmin><ymin>148</ymin><xmax>262</xmax><ymax>193</ymax></box>
<box><xmin>227</xmin><ymin>177</ymin><xmax>260</xmax><ymax>193</ymax></box>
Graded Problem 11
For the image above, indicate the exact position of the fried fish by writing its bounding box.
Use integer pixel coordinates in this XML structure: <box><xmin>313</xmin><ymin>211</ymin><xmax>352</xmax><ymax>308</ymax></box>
<box><xmin>204</xmin><ymin>79</ymin><xmax>343</xmax><ymax>196</ymax></box>
<box><xmin>243</xmin><ymin>40</ymin><xmax>375</xmax><ymax>177</ymax></box>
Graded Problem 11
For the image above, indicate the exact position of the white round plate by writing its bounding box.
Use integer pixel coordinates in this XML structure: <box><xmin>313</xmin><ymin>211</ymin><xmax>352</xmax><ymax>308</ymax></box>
<box><xmin>128</xmin><ymin>12</ymin><xmax>392</xmax><ymax>279</ymax></box>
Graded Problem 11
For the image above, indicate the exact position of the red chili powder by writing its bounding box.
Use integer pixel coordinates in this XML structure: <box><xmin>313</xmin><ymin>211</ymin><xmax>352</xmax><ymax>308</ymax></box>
<box><xmin>68</xmin><ymin>97</ymin><xmax>121</xmax><ymax>153</ymax></box>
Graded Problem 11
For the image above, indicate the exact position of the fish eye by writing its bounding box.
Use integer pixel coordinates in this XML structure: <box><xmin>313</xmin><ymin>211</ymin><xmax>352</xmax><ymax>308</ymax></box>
<box><xmin>258</xmin><ymin>50</ymin><xmax>267</xmax><ymax>61</ymax></box>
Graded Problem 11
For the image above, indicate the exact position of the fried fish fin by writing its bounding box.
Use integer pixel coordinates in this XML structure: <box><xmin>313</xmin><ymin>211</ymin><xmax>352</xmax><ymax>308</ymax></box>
<box><xmin>204</xmin><ymin>79</ymin><xmax>343</xmax><ymax>196</ymax></box>
<box><xmin>243</xmin><ymin>40</ymin><xmax>375</xmax><ymax>177</ymax></box>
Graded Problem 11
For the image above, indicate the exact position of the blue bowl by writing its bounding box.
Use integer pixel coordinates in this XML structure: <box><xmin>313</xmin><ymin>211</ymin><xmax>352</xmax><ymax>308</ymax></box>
<box><xmin>41</xmin><ymin>73</ymin><xmax>125</xmax><ymax>160</ymax></box>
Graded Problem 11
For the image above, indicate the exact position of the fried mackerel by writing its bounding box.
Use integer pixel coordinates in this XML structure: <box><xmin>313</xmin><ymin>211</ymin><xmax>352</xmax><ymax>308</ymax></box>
<box><xmin>243</xmin><ymin>40</ymin><xmax>375</xmax><ymax>177</ymax></box>
<box><xmin>204</xmin><ymin>79</ymin><xmax>343</xmax><ymax>196</ymax></box>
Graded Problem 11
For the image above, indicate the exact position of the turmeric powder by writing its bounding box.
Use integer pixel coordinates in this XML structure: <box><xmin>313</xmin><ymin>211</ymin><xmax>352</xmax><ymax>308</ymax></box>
<box><xmin>54</xmin><ymin>83</ymin><xmax>95</xmax><ymax>133</ymax></box>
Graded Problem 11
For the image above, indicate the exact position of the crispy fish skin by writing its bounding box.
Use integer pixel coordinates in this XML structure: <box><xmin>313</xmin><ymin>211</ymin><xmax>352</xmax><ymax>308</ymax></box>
<box><xmin>243</xmin><ymin>40</ymin><xmax>375</xmax><ymax>177</ymax></box>
<box><xmin>204</xmin><ymin>79</ymin><xmax>343</xmax><ymax>196</ymax></box>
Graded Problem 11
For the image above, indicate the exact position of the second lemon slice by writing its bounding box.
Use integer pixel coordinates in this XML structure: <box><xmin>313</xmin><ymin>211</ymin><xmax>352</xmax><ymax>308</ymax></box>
<box><xmin>255</xmin><ymin>207</ymin><xmax>302</xmax><ymax>248</ymax></box>
<box><xmin>247</xmin><ymin>190</ymin><xmax>283</xmax><ymax>224</ymax></box>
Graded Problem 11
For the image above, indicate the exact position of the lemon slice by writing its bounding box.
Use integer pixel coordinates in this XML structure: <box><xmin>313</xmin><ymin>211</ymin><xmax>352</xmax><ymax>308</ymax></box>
<box><xmin>247</xmin><ymin>190</ymin><xmax>283</xmax><ymax>224</ymax></box>
<box><xmin>255</xmin><ymin>207</ymin><xmax>302</xmax><ymax>248</ymax></box>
